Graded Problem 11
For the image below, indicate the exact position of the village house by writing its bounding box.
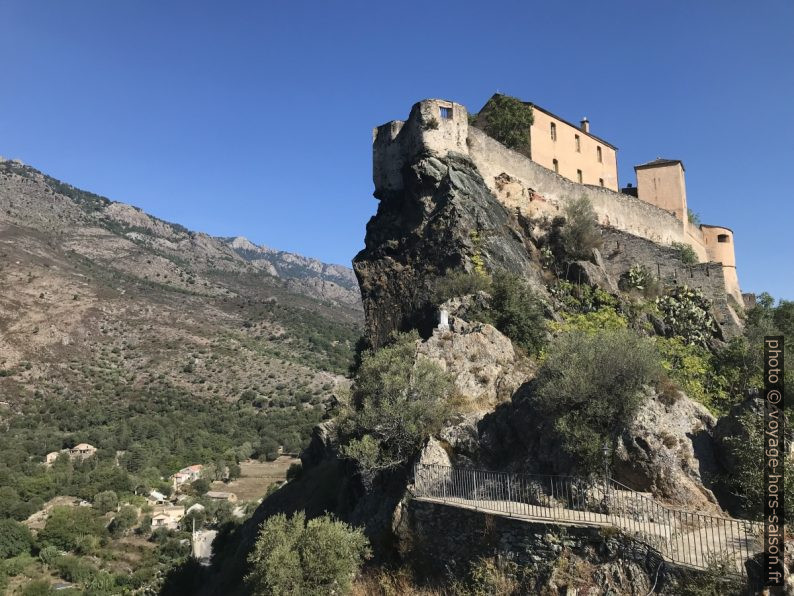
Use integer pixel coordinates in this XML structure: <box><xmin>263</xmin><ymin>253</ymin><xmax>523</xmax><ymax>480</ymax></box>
<box><xmin>151</xmin><ymin>506</ymin><xmax>185</xmax><ymax>531</ymax></box>
<box><xmin>205</xmin><ymin>491</ymin><xmax>238</xmax><ymax>503</ymax></box>
<box><xmin>171</xmin><ymin>464</ymin><xmax>203</xmax><ymax>491</ymax></box>
<box><xmin>44</xmin><ymin>443</ymin><xmax>98</xmax><ymax>465</ymax></box>
<box><xmin>148</xmin><ymin>490</ymin><xmax>168</xmax><ymax>505</ymax></box>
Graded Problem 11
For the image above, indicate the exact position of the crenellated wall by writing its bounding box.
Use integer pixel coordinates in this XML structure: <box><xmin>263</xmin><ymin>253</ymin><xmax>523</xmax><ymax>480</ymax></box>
<box><xmin>373</xmin><ymin>99</ymin><xmax>742</xmax><ymax>306</ymax></box>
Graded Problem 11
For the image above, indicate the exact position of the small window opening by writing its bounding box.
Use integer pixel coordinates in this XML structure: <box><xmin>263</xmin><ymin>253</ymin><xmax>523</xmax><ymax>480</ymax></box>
<box><xmin>717</xmin><ymin>234</ymin><xmax>730</xmax><ymax>243</ymax></box>
<box><xmin>599</xmin><ymin>178</ymin><xmax>604</xmax><ymax>187</ymax></box>
<box><xmin>577</xmin><ymin>169</ymin><xmax>583</xmax><ymax>183</ymax></box>
<box><xmin>552</xmin><ymin>159</ymin><xmax>559</xmax><ymax>174</ymax></box>
<box><xmin>439</xmin><ymin>106</ymin><xmax>453</xmax><ymax>119</ymax></box>
<box><xmin>575</xmin><ymin>134</ymin><xmax>581</xmax><ymax>152</ymax></box>
<box><xmin>550</xmin><ymin>122</ymin><xmax>557</xmax><ymax>141</ymax></box>
<box><xmin>597</xmin><ymin>146</ymin><xmax>602</xmax><ymax>163</ymax></box>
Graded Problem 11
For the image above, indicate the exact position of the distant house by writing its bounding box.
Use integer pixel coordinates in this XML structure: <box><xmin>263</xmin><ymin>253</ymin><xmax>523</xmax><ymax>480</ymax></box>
<box><xmin>171</xmin><ymin>464</ymin><xmax>204</xmax><ymax>491</ymax></box>
<box><xmin>44</xmin><ymin>443</ymin><xmax>97</xmax><ymax>465</ymax></box>
<box><xmin>70</xmin><ymin>443</ymin><xmax>97</xmax><ymax>460</ymax></box>
<box><xmin>148</xmin><ymin>490</ymin><xmax>168</xmax><ymax>505</ymax></box>
<box><xmin>205</xmin><ymin>491</ymin><xmax>237</xmax><ymax>503</ymax></box>
<box><xmin>151</xmin><ymin>506</ymin><xmax>185</xmax><ymax>531</ymax></box>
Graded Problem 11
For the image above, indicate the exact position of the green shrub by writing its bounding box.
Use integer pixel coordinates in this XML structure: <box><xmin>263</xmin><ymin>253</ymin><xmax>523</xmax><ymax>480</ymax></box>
<box><xmin>341</xmin><ymin>332</ymin><xmax>453</xmax><ymax>477</ymax></box>
<box><xmin>687</xmin><ymin>209</ymin><xmax>700</xmax><ymax>226</ymax></box>
<box><xmin>246</xmin><ymin>511</ymin><xmax>370</xmax><ymax>596</ymax></box>
<box><xmin>548</xmin><ymin>307</ymin><xmax>627</xmax><ymax>334</ymax></box>
<box><xmin>655</xmin><ymin>286</ymin><xmax>718</xmax><ymax>346</ymax></box>
<box><xmin>655</xmin><ymin>337</ymin><xmax>730</xmax><ymax>413</ymax></box>
<box><xmin>547</xmin><ymin>280</ymin><xmax>617</xmax><ymax>314</ymax></box>
<box><xmin>20</xmin><ymin>580</ymin><xmax>55</xmax><ymax>596</ymax></box>
<box><xmin>478</xmin><ymin>94</ymin><xmax>534</xmax><ymax>149</ymax></box>
<box><xmin>720</xmin><ymin>410</ymin><xmax>794</xmax><ymax>522</ymax></box>
<box><xmin>0</xmin><ymin>518</ymin><xmax>33</xmax><ymax>558</ymax></box>
<box><xmin>38</xmin><ymin>545</ymin><xmax>61</xmax><ymax>566</ymax></box>
<box><xmin>532</xmin><ymin>329</ymin><xmax>662</xmax><ymax>472</ymax></box>
<box><xmin>1</xmin><ymin>553</ymin><xmax>36</xmax><ymax>577</ymax></box>
<box><xmin>678</xmin><ymin>552</ymin><xmax>745</xmax><ymax>595</ymax></box>
<box><xmin>466</xmin><ymin>556</ymin><xmax>521</xmax><ymax>596</ymax></box>
<box><xmin>482</xmin><ymin>271</ymin><xmax>547</xmax><ymax>355</ymax></box>
<box><xmin>54</xmin><ymin>554</ymin><xmax>97</xmax><ymax>583</ymax></box>
<box><xmin>108</xmin><ymin>505</ymin><xmax>138</xmax><ymax>538</ymax></box>
<box><xmin>560</xmin><ymin>196</ymin><xmax>602</xmax><ymax>259</ymax></box>
<box><xmin>38</xmin><ymin>507</ymin><xmax>107</xmax><ymax>552</ymax></box>
<box><xmin>618</xmin><ymin>264</ymin><xmax>660</xmax><ymax>297</ymax></box>
<box><xmin>671</xmin><ymin>242</ymin><xmax>699</xmax><ymax>264</ymax></box>
<box><xmin>93</xmin><ymin>490</ymin><xmax>118</xmax><ymax>514</ymax></box>
<box><xmin>432</xmin><ymin>270</ymin><xmax>492</xmax><ymax>304</ymax></box>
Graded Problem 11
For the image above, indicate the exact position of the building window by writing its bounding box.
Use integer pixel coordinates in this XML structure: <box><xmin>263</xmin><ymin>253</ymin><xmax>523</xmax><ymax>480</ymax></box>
<box><xmin>717</xmin><ymin>234</ymin><xmax>730</xmax><ymax>243</ymax></box>
<box><xmin>575</xmin><ymin>134</ymin><xmax>580</xmax><ymax>152</ymax></box>
<box><xmin>577</xmin><ymin>169</ymin><xmax>583</xmax><ymax>183</ymax></box>
<box><xmin>550</xmin><ymin>122</ymin><xmax>557</xmax><ymax>141</ymax></box>
<box><xmin>599</xmin><ymin>178</ymin><xmax>604</xmax><ymax>187</ymax></box>
<box><xmin>597</xmin><ymin>146</ymin><xmax>602</xmax><ymax>162</ymax></box>
<box><xmin>439</xmin><ymin>106</ymin><xmax>453</xmax><ymax>120</ymax></box>
<box><xmin>552</xmin><ymin>159</ymin><xmax>559</xmax><ymax>174</ymax></box>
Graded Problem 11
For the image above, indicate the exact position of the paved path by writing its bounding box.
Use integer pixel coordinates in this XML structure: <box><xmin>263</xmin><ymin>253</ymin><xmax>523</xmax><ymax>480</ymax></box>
<box><xmin>192</xmin><ymin>529</ymin><xmax>217</xmax><ymax>566</ymax></box>
<box><xmin>414</xmin><ymin>494</ymin><xmax>761</xmax><ymax>574</ymax></box>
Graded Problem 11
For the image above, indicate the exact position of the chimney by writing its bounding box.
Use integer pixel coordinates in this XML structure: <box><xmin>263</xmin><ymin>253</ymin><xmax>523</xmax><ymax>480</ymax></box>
<box><xmin>580</xmin><ymin>117</ymin><xmax>590</xmax><ymax>133</ymax></box>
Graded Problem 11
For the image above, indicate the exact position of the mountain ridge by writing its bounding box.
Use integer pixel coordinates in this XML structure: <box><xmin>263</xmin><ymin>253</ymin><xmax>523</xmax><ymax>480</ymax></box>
<box><xmin>0</xmin><ymin>158</ymin><xmax>361</xmax><ymax>407</ymax></box>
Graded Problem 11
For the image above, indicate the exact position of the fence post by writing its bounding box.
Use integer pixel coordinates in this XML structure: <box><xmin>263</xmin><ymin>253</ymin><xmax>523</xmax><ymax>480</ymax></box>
<box><xmin>507</xmin><ymin>475</ymin><xmax>512</xmax><ymax>517</ymax></box>
<box><xmin>473</xmin><ymin>469</ymin><xmax>478</xmax><ymax>509</ymax></box>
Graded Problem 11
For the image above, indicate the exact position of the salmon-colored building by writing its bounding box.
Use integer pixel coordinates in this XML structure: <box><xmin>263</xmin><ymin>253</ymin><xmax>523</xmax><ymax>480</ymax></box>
<box><xmin>477</xmin><ymin>94</ymin><xmax>619</xmax><ymax>191</ymax></box>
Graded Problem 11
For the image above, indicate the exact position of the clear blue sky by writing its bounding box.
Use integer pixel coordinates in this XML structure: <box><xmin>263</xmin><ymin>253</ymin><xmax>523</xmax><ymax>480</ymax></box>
<box><xmin>1</xmin><ymin>1</ymin><xmax>792</xmax><ymax>299</ymax></box>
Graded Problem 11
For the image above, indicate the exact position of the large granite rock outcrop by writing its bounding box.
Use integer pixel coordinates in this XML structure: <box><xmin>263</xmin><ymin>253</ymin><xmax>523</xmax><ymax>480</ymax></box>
<box><xmin>417</xmin><ymin>314</ymin><xmax>532</xmax><ymax>411</ymax></box>
<box><xmin>475</xmin><ymin>387</ymin><xmax>724</xmax><ymax>512</ymax></box>
<box><xmin>354</xmin><ymin>152</ymin><xmax>545</xmax><ymax>348</ymax></box>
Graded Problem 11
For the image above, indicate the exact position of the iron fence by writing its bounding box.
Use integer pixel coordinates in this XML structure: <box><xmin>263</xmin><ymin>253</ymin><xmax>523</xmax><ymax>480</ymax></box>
<box><xmin>412</xmin><ymin>463</ymin><xmax>762</xmax><ymax>576</ymax></box>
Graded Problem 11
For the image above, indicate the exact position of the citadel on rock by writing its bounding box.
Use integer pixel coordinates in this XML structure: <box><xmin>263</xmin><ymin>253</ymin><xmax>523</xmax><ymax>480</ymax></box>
<box><xmin>372</xmin><ymin>96</ymin><xmax>744</xmax><ymax>330</ymax></box>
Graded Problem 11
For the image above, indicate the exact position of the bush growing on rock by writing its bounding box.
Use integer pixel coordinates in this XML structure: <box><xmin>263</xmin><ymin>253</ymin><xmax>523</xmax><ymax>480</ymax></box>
<box><xmin>340</xmin><ymin>332</ymin><xmax>453</xmax><ymax>477</ymax></box>
<box><xmin>532</xmin><ymin>329</ymin><xmax>662</xmax><ymax>473</ymax></box>
<box><xmin>655</xmin><ymin>286</ymin><xmax>718</xmax><ymax>346</ymax></box>
<box><xmin>432</xmin><ymin>270</ymin><xmax>492</xmax><ymax>304</ymax></box>
<box><xmin>671</xmin><ymin>241</ymin><xmax>699</xmax><ymax>265</ymax></box>
<box><xmin>479</xmin><ymin>271</ymin><xmax>547</xmax><ymax>356</ymax></box>
<box><xmin>721</xmin><ymin>409</ymin><xmax>794</xmax><ymax>521</ymax></box>
<box><xmin>560</xmin><ymin>196</ymin><xmax>602</xmax><ymax>260</ymax></box>
<box><xmin>246</xmin><ymin>511</ymin><xmax>370</xmax><ymax>596</ymax></box>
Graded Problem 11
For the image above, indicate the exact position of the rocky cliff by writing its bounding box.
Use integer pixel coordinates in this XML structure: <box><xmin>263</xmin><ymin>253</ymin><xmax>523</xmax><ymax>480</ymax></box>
<box><xmin>353</xmin><ymin>151</ymin><xmax>545</xmax><ymax>348</ymax></box>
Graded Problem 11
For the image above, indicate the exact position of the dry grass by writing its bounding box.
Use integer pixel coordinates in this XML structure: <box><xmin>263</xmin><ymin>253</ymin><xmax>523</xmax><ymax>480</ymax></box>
<box><xmin>209</xmin><ymin>457</ymin><xmax>300</xmax><ymax>502</ymax></box>
<box><xmin>352</xmin><ymin>568</ymin><xmax>446</xmax><ymax>596</ymax></box>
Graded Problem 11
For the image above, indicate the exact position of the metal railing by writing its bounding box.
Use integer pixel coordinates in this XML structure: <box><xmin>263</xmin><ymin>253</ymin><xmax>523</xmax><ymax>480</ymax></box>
<box><xmin>412</xmin><ymin>463</ymin><xmax>762</xmax><ymax>576</ymax></box>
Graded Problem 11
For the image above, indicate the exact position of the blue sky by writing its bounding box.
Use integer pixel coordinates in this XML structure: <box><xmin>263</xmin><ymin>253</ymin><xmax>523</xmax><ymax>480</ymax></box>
<box><xmin>1</xmin><ymin>1</ymin><xmax>792</xmax><ymax>299</ymax></box>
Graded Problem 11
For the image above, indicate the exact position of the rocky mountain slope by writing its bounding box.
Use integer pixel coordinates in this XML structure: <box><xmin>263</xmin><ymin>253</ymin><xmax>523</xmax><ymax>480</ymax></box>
<box><xmin>0</xmin><ymin>159</ymin><xmax>362</xmax><ymax>407</ymax></box>
<box><xmin>220</xmin><ymin>235</ymin><xmax>360</xmax><ymax>307</ymax></box>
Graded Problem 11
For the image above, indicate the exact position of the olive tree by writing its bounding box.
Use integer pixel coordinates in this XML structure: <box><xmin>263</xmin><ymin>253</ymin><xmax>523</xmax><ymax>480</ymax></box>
<box><xmin>532</xmin><ymin>329</ymin><xmax>662</xmax><ymax>472</ymax></box>
<box><xmin>246</xmin><ymin>512</ymin><xmax>370</xmax><ymax>596</ymax></box>
<box><xmin>340</xmin><ymin>332</ymin><xmax>453</xmax><ymax>478</ymax></box>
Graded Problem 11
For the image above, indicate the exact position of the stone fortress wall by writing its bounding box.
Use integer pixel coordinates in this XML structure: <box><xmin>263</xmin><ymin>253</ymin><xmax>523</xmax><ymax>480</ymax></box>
<box><xmin>373</xmin><ymin>99</ymin><xmax>742</xmax><ymax>314</ymax></box>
